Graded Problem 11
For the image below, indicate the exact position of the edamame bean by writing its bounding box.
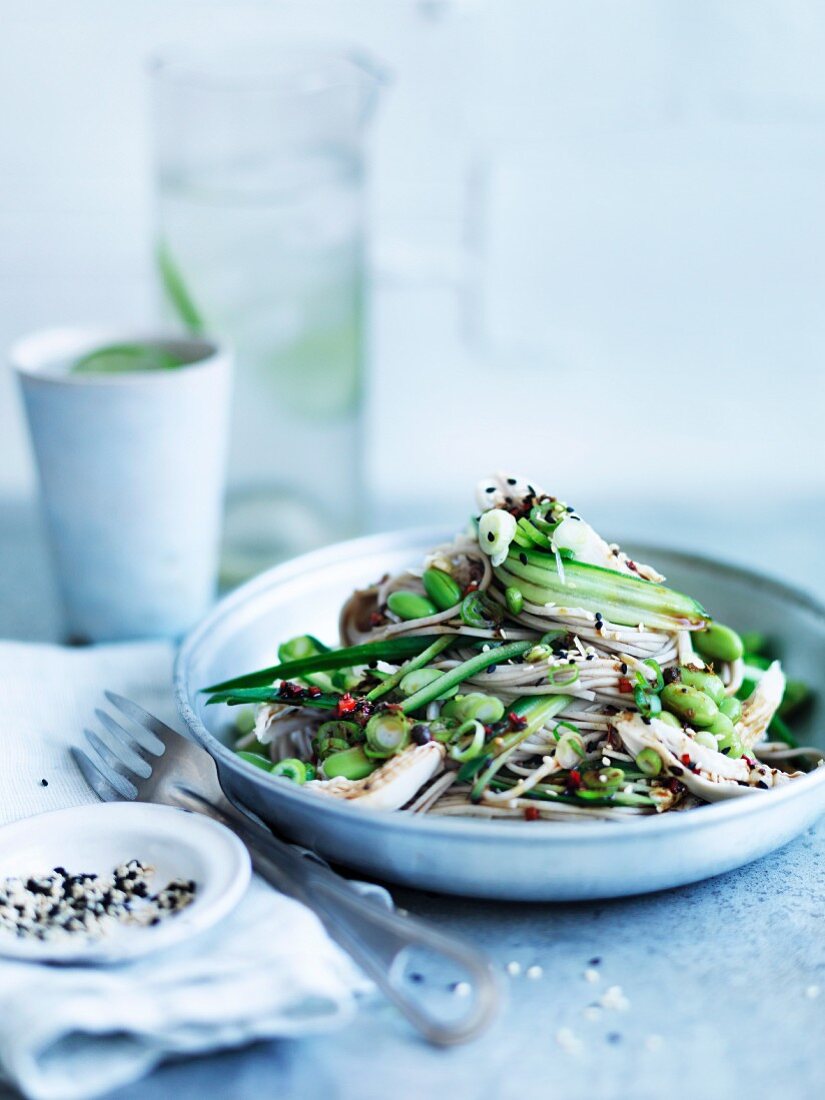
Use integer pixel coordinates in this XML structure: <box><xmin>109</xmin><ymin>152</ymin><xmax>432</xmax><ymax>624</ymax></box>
<box><xmin>387</xmin><ymin>590</ymin><xmax>439</xmax><ymax>621</ymax></box>
<box><xmin>635</xmin><ymin>748</ymin><xmax>662</xmax><ymax>776</ymax></box>
<box><xmin>678</xmin><ymin>666</ymin><xmax>726</xmax><ymax>705</ymax></box>
<box><xmin>236</xmin><ymin>751</ymin><xmax>273</xmax><ymax>771</ymax></box>
<box><xmin>714</xmin><ymin>724</ymin><xmax>744</xmax><ymax>759</ymax></box>
<box><xmin>707</xmin><ymin>712</ymin><xmax>734</xmax><ymax>739</ymax></box>
<box><xmin>422</xmin><ymin>568</ymin><xmax>462</xmax><ymax>610</ymax></box>
<box><xmin>718</xmin><ymin>696</ymin><xmax>742</xmax><ymax>722</ymax></box>
<box><xmin>442</xmin><ymin>692</ymin><xmax>506</xmax><ymax>724</ymax></box>
<box><xmin>505</xmin><ymin>586</ymin><xmax>524</xmax><ymax>616</ymax></box>
<box><xmin>399</xmin><ymin>668</ymin><xmax>458</xmax><ymax>699</ymax></box>
<box><xmin>694</xmin><ymin>622</ymin><xmax>744</xmax><ymax>663</ymax></box>
<box><xmin>234</xmin><ymin>707</ymin><xmax>256</xmax><ymax>735</ymax></box>
<box><xmin>278</xmin><ymin>634</ymin><xmax>325</xmax><ymax>663</ymax></box>
<box><xmin>693</xmin><ymin>730</ymin><xmax>719</xmax><ymax>751</ymax></box>
<box><xmin>323</xmin><ymin>746</ymin><xmax>376</xmax><ymax>781</ymax></box>
<box><xmin>707</xmin><ymin>711</ymin><xmax>743</xmax><ymax>757</ymax></box>
<box><xmin>656</xmin><ymin>711</ymin><xmax>683</xmax><ymax>729</ymax></box>
<box><xmin>661</xmin><ymin>683</ymin><xmax>719</xmax><ymax>727</ymax></box>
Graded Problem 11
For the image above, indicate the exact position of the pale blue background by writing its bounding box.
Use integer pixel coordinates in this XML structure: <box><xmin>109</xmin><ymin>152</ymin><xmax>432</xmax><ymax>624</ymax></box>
<box><xmin>1</xmin><ymin>5</ymin><xmax>824</xmax><ymax>1097</ymax></box>
<box><xmin>1</xmin><ymin>0</ymin><xmax>825</xmax><ymax>526</ymax></box>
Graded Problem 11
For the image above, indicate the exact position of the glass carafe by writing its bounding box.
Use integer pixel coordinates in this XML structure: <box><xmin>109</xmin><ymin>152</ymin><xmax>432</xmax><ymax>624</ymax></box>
<box><xmin>151</xmin><ymin>44</ymin><xmax>383</xmax><ymax>583</ymax></box>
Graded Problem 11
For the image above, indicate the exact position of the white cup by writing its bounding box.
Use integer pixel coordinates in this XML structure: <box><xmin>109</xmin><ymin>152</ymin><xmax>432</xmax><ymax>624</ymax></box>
<box><xmin>13</xmin><ymin>328</ymin><xmax>231</xmax><ymax>642</ymax></box>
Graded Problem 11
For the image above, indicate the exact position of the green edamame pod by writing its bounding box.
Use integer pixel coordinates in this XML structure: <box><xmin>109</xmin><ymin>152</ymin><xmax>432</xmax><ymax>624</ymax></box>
<box><xmin>718</xmin><ymin>696</ymin><xmax>742</xmax><ymax>722</ymax></box>
<box><xmin>422</xmin><ymin>568</ymin><xmax>462</xmax><ymax>610</ymax></box>
<box><xmin>387</xmin><ymin>590</ymin><xmax>439</xmax><ymax>621</ymax></box>
<box><xmin>694</xmin><ymin>622</ymin><xmax>744</xmax><ymax>663</ymax></box>
<box><xmin>661</xmin><ymin>683</ymin><xmax>719</xmax><ymax>728</ymax></box>
<box><xmin>678</xmin><ymin>666</ymin><xmax>726</xmax><ymax>705</ymax></box>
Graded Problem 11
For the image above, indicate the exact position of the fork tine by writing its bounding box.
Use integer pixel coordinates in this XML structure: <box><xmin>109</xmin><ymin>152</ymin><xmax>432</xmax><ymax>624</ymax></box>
<box><xmin>103</xmin><ymin>691</ymin><xmax>182</xmax><ymax>753</ymax></box>
<box><xmin>82</xmin><ymin>730</ymin><xmax>139</xmax><ymax>799</ymax></box>
<box><xmin>100</xmin><ymin>694</ymin><xmax>165</xmax><ymax>755</ymax></box>
<box><xmin>92</xmin><ymin>711</ymin><xmax>153</xmax><ymax>778</ymax></box>
<box><xmin>71</xmin><ymin>746</ymin><xmax>133</xmax><ymax>802</ymax></box>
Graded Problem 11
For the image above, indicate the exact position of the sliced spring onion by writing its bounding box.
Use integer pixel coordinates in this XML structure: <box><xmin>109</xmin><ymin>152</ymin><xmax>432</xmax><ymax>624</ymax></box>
<box><xmin>448</xmin><ymin>720</ymin><xmax>487</xmax><ymax>763</ymax></box>
<box><xmin>271</xmin><ymin>758</ymin><xmax>308</xmax><ymax>783</ymax></box>
<box><xmin>364</xmin><ymin>712</ymin><xmax>412</xmax><ymax>758</ymax></box>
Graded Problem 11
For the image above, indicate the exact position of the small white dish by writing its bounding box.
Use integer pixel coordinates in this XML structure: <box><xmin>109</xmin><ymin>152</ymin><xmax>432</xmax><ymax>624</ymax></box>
<box><xmin>0</xmin><ymin>802</ymin><xmax>250</xmax><ymax>964</ymax></box>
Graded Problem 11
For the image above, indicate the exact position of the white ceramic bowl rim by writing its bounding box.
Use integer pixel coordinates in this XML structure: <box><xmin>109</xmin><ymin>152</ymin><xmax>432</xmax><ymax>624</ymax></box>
<box><xmin>10</xmin><ymin>326</ymin><xmax>230</xmax><ymax>387</ymax></box>
<box><xmin>175</xmin><ymin>527</ymin><xmax>825</xmax><ymax>845</ymax></box>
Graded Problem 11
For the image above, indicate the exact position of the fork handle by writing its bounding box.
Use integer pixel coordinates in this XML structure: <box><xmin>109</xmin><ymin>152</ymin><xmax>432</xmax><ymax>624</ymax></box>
<box><xmin>196</xmin><ymin>801</ymin><xmax>501</xmax><ymax>1045</ymax></box>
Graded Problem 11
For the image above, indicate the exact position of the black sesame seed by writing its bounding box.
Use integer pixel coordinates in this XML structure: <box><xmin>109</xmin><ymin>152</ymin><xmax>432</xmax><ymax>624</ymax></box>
<box><xmin>519</xmin><ymin>553</ymin><xmax>528</xmax><ymax>565</ymax></box>
<box><xmin>40</xmin><ymin>778</ymin><xmax>48</xmax><ymax>787</ymax></box>
<box><xmin>507</xmin><ymin>477</ymin><xmax>517</xmax><ymax>486</ymax></box>
<box><xmin>409</xmin><ymin>972</ymin><xmax>424</xmax><ymax>983</ymax></box>
<box><xmin>411</xmin><ymin>724</ymin><xmax>431</xmax><ymax>745</ymax></box>
<box><xmin>487</xmin><ymin>531</ymin><xmax>495</xmax><ymax>542</ymax></box>
<box><xmin>588</xmin><ymin>956</ymin><xmax>602</xmax><ymax>966</ymax></box>
<box><xmin>485</xmin><ymin>486</ymin><xmax>495</xmax><ymax>493</ymax></box>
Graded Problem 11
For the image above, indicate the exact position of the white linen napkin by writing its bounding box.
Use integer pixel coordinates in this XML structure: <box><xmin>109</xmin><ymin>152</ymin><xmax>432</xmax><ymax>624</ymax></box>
<box><xmin>0</xmin><ymin>641</ymin><xmax>372</xmax><ymax>1100</ymax></box>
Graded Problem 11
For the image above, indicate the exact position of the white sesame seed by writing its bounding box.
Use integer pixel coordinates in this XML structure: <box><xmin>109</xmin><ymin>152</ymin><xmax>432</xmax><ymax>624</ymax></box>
<box><xmin>584</xmin><ymin>967</ymin><xmax>600</xmax><ymax>983</ymax></box>
<box><xmin>599</xmin><ymin>985</ymin><xmax>630</xmax><ymax>1011</ymax></box>
<box><xmin>453</xmin><ymin>981</ymin><xmax>471</xmax><ymax>997</ymax></box>
<box><xmin>506</xmin><ymin>961</ymin><xmax>522</xmax><ymax>976</ymax></box>
<box><xmin>526</xmin><ymin>965</ymin><xmax>543</xmax><ymax>980</ymax></box>
<box><xmin>805</xmin><ymin>984</ymin><xmax>821</xmax><ymax>1000</ymax></box>
<box><xmin>555</xmin><ymin>1027</ymin><xmax>583</xmax><ymax>1055</ymax></box>
<box><xmin>583</xmin><ymin>1005</ymin><xmax>602</xmax><ymax>1022</ymax></box>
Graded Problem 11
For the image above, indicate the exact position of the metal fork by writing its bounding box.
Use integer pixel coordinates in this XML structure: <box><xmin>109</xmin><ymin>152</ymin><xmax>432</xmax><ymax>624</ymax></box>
<box><xmin>73</xmin><ymin>692</ymin><xmax>501</xmax><ymax>1045</ymax></box>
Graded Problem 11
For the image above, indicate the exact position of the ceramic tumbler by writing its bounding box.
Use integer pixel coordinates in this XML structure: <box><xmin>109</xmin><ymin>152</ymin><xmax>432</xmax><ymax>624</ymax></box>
<box><xmin>13</xmin><ymin>328</ymin><xmax>231</xmax><ymax>641</ymax></box>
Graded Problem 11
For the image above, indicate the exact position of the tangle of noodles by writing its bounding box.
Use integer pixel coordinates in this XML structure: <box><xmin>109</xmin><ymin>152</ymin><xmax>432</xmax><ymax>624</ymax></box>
<box><xmin>222</xmin><ymin>474</ymin><xmax>820</xmax><ymax>821</ymax></box>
